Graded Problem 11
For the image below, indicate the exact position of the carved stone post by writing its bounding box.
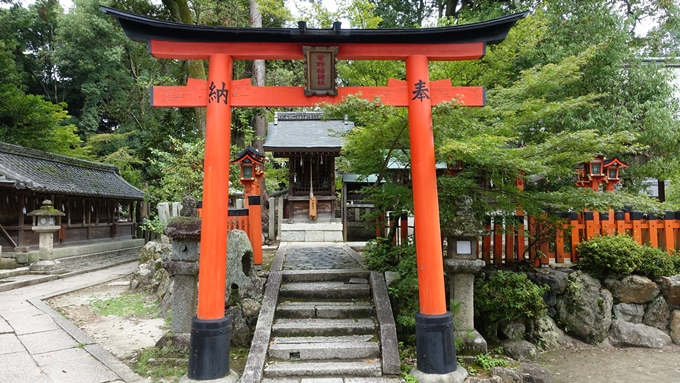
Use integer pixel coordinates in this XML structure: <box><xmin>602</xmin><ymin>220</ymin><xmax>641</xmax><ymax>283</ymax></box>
<box><xmin>163</xmin><ymin>196</ymin><xmax>200</xmax><ymax>334</ymax></box>
<box><xmin>442</xmin><ymin>195</ymin><xmax>488</xmax><ymax>355</ymax></box>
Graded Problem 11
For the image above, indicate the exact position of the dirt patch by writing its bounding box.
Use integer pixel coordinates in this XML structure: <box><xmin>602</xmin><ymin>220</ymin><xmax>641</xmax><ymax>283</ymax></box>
<box><xmin>538</xmin><ymin>338</ymin><xmax>680</xmax><ymax>383</ymax></box>
<box><xmin>46</xmin><ymin>277</ymin><xmax>167</xmax><ymax>359</ymax></box>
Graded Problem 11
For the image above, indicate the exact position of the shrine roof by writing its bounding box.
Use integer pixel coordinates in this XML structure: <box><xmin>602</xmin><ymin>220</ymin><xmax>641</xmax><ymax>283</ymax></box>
<box><xmin>0</xmin><ymin>142</ymin><xmax>144</xmax><ymax>200</ymax></box>
<box><xmin>101</xmin><ymin>7</ymin><xmax>528</xmax><ymax>46</ymax></box>
<box><xmin>264</xmin><ymin>112</ymin><xmax>354</xmax><ymax>153</ymax></box>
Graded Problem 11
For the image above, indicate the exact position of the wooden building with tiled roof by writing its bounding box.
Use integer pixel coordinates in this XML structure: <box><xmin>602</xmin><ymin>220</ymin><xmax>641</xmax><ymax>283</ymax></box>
<box><xmin>0</xmin><ymin>142</ymin><xmax>144</xmax><ymax>254</ymax></box>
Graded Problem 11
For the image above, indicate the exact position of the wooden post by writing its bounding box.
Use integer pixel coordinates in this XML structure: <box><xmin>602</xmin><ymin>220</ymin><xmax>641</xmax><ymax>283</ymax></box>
<box><xmin>407</xmin><ymin>55</ymin><xmax>456</xmax><ymax>374</ymax></box>
<box><xmin>482</xmin><ymin>217</ymin><xmax>491</xmax><ymax>264</ymax></box>
<box><xmin>494</xmin><ymin>217</ymin><xmax>503</xmax><ymax>266</ymax></box>
<box><xmin>197</xmin><ymin>54</ymin><xmax>232</xmax><ymax>321</ymax></box>
<box><xmin>648</xmin><ymin>213</ymin><xmax>658</xmax><ymax>248</ymax></box>
<box><xmin>569</xmin><ymin>212</ymin><xmax>580</xmax><ymax>262</ymax></box>
<box><xmin>505</xmin><ymin>216</ymin><xmax>514</xmax><ymax>265</ymax></box>
<box><xmin>631</xmin><ymin>211</ymin><xmax>643</xmax><ymax>245</ymax></box>
<box><xmin>664</xmin><ymin>211</ymin><xmax>675</xmax><ymax>255</ymax></box>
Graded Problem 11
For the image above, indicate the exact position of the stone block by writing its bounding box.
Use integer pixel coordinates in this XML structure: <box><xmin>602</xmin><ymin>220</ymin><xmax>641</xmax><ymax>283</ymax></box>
<box><xmin>281</xmin><ymin>231</ymin><xmax>305</xmax><ymax>242</ymax></box>
<box><xmin>324</xmin><ymin>231</ymin><xmax>344</xmax><ymax>242</ymax></box>
<box><xmin>304</xmin><ymin>230</ymin><xmax>325</xmax><ymax>242</ymax></box>
<box><xmin>157</xmin><ymin>202</ymin><xmax>170</xmax><ymax>220</ymax></box>
<box><xmin>613</xmin><ymin>303</ymin><xmax>644</xmax><ymax>324</ymax></box>
<box><xmin>609</xmin><ymin>320</ymin><xmax>672</xmax><ymax>348</ymax></box>
<box><xmin>501</xmin><ymin>339</ymin><xmax>537</xmax><ymax>361</ymax></box>
<box><xmin>670</xmin><ymin>310</ymin><xmax>680</xmax><ymax>345</ymax></box>
<box><xmin>660</xmin><ymin>275</ymin><xmax>680</xmax><ymax>306</ymax></box>
<box><xmin>605</xmin><ymin>275</ymin><xmax>659</xmax><ymax>304</ymax></box>
<box><xmin>643</xmin><ymin>296</ymin><xmax>670</xmax><ymax>330</ymax></box>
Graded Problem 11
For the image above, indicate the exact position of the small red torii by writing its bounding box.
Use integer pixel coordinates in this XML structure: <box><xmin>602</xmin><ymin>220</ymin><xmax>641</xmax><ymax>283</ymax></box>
<box><xmin>103</xmin><ymin>7</ymin><xmax>526</xmax><ymax>380</ymax></box>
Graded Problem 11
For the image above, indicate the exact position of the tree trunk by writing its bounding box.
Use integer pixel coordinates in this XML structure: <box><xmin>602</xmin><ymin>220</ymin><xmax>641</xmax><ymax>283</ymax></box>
<box><xmin>163</xmin><ymin>0</ymin><xmax>207</xmax><ymax>136</ymax></box>
<box><xmin>250</xmin><ymin>0</ymin><xmax>269</xmax><ymax>204</ymax></box>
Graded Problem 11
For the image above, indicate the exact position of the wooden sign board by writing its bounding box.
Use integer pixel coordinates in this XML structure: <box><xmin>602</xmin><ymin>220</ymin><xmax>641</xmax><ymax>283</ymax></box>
<box><xmin>303</xmin><ymin>46</ymin><xmax>338</xmax><ymax>96</ymax></box>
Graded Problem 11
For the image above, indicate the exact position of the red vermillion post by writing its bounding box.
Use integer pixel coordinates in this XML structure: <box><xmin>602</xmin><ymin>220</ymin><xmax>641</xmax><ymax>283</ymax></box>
<box><xmin>406</xmin><ymin>55</ymin><xmax>456</xmax><ymax>375</ymax></box>
<box><xmin>197</xmin><ymin>54</ymin><xmax>232</xmax><ymax>320</ymax></box>
<box><xmin>187</xmin><ymin>54</ymin><xmax>233</xmax><ymax>380</ymax></box>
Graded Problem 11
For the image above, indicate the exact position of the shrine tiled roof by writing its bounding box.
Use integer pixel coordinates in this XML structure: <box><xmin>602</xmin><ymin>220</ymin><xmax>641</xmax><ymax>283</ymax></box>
<box><xmin>264</xmin><ymin>112</ymin><xmax>354</xmax><ymax>154</ymax></box>
<box><xmin>0</xmin><ymin>142</ymin><xmax>144</xmax><ymax>200</ymax></box>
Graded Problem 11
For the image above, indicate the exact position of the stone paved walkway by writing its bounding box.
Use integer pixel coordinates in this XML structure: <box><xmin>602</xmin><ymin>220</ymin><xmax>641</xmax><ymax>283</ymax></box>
<box><xmin>281</xmin><ymin>242</ymin><xmax>364</xmax><ymax>270</ymax></box>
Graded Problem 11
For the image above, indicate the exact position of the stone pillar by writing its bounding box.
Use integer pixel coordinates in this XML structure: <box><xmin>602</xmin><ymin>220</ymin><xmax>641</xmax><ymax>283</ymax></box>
<box><xmin>268</xmin><ymin>197</ymin><xmax>275</xmax><ymax>240</ymax></box>
<box><xmin>27</xmin><ymin>200</ymin><xmax>65</xmax><ymax>274</ymax></box>
<box><xmin>442</xmin><ymin>196</ymin><xmax>488</xmax><ymax>355</ymax></box>
<box><xmin>163</xmin><ymin>196</ymin><xmax>201</xmax><ymax>334</ymax></box>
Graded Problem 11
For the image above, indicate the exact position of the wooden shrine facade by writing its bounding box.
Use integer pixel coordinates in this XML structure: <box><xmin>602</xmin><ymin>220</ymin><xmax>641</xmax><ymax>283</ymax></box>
<box><xmin>264</xmin><ymin>112</ymin><xmax>353</xmax><ymax>222</ymax></box>
<box><xmin>0</xmin><ymin>142</ymin><xmax>144</xmax><ymax>253</ymax></box>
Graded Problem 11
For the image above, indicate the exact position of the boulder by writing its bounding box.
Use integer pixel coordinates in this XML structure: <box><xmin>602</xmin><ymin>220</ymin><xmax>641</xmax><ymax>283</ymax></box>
<box><xmin>612</xmin><ymin>303</ymin><xmax>644</xmax><ymax>324</ymax></box>
<box><xmin>500</xmin><ymin>339</ymin><xmax>537</xmax><ymax>361</ymax></box>
<box><xmin>516</xmin><ymin>361</ymin><xmax>555</xmax><ymax>383</ymax></box>
<box><xmin>529</xmin><ymin>316</ymin><xmax>568</xmax><ymax>351</ymax></box>
<box><xmin>526</xmin><ymin>269</ymin><xmax>568</xmax><ymax>295</ymax></box>
<box><xmin>502</xmin><ymin>321</ymin><xmax>526</xmax><ymax>340</ymax></box>
<box><xmin>659</xmin><ymin>275</ymin><xmax>680</xmax><ymax>306</ymax></box>
<box><xmin>490</xmin><ymin>366</ymin><xmax>522</xmax><ymax>383</ymax></box>
<box><xmin>643</xmin><ymin>296</ymin><xmax>670</xmax><ymax>330</ymax></box>
<box><xmin>605</xmin><ymin>275</ymin><xmax>659</xmax><ymax>304</ymax></box>
<box><xmin>555</xmin><ymin>271</ymin><xmax>613</xmax><ymax>344</ymax></box>
<box><xmin>670</xmin><ymin>310</ymin><xmax>680</xmax><ymax>345</ymax></box>
<box><xmin>608</xmin><ymin>320</ymin><xmax>672</xmax><ymax>348</ymax></box>
<box><xmin>226</xmin><ymin>306</ymin><xmax>252</xmax><ymax>347</ymax></box>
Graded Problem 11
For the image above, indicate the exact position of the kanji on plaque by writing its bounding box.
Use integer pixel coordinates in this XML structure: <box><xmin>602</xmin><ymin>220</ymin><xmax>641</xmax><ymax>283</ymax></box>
<box><xmin>303</xmin><ymin>46</ymin><xmax>338</xmax><ymax>96</ymax></box>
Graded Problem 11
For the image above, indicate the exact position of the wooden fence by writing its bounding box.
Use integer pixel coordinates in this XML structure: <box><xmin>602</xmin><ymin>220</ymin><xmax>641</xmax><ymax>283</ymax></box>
<box><xmin>479</xmin><ymin>210</ymin><xmax>680</xmax><ymax>266</ymax></box>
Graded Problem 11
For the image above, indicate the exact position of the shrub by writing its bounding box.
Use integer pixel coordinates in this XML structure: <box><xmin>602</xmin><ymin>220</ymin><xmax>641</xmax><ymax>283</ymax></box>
<box><xmin>474</xmin><ymin>271</ymin><xmax>548</xmax><ymax>340</ymax></box>
<box><xmin>636</xmin><ymin>245</ymin><xmax>676</xmax><ymax>279</ymax></box>
<box><xmin>364</xmin><ymin>239</ymin><xmax>419</xmax><ymax>342</ymax></box>
<box><xmin>576</xmin><ymin>234</ymin><xmax>641</xmax><ymax>278</ymax></box>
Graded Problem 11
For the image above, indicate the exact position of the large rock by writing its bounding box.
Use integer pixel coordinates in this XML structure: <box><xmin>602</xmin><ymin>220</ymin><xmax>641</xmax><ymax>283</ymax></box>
<box><xmin>226</xmin><ymin>306</ymin><xmax>252</xmax><ymax>347</ymax></box>
<box><xmin>516</xmin><ymin>361</ymin><xmax>555</xmax><ymax>383</ymax></box>
<box><xmin>605</xmin><ymin>275</ymin><xmax>659</xmax><ymax>304</ymax></box>
<box><xmin>225</xmin><ymin>230</ymin><xmax>263</xmax><ymax>306</ymax></box>
<box><xmin>660</xmin><ymin>275</ymin><xmax>680</xmax><ymax>306</ymax></box>
<box><xmin>491</xmin><ymin>367</ymin><xmax>522</xmax><ymax>383</ymax></box>
<box><xmin>613</xmin><ymin>303</ymin><xmax>644</xmax><ymax>324</ymax></box>
<box><xmin>500</xmin><ymin>339</ymin><xmax>537</xmax><ymax>361</ymax></box>
<box><xmin>608</xmin><ymin>320</ymin><xmax>672</xmax><ymax>348</ymax></box>
<box><xmin>555</xmin><ymin>271</ymin><xmax>613</xmax><ymax>344</ymax></box>
<box><xmin>529</xmin><ymin>316</ymin><xmax>568</xmax><ymax>351</ymax></box>
<box><xmin>670</xmin><ymin>310</ymin><xmax>680</xmax><ymax>345</ymax></box>
<box><xmin>526</xmin><ymin>269</ymin><xmax>568</xmax><ymax>295</ymax></box>
<box><xmin>502</xmin><ymin>321</ymin><xmax>526</xmax><ymax>341</ymax></box>
<box><xmin>643</xmin><ymin>296</ymin><xmax>670</xmax><ymax>330</ymax></box>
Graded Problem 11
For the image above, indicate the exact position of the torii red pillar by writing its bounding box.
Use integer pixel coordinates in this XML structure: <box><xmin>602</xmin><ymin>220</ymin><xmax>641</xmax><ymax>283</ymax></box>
<box><xmin>103</xmin><ymin>6</ymin><xmax>527</xmax><ymax>380</ymax></box>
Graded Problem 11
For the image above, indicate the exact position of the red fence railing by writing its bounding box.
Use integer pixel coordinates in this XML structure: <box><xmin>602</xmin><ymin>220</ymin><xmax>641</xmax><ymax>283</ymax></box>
<box><xmin>478</xmin><ymin>210</ymin><xmax>680</xmax><ymax>266</ymax></box>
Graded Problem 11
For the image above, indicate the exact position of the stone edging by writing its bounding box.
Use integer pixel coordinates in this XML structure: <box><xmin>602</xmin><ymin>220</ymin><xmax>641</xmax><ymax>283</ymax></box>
<box><xmin>27</xmin><ymin>265</ymin><xmax>145</xmax><ymax>383</ymax></box>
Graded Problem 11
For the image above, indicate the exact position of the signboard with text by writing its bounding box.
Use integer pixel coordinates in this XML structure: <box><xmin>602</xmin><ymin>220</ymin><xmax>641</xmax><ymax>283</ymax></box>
<box><xmin>303</xmin><ymin>46</ymin><xmax>338</xmax><ymax>96</ymax></box>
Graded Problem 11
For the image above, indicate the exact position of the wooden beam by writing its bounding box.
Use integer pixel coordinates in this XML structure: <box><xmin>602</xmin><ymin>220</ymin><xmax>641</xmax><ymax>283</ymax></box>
<box><xmin>152</xmin><ymin>78</ymin><xmax>485</xmax><ymax>108</ymax></box>
<box><xmin>149</xmin><ymin>41</ymin><xmax>485</xmax><ymax>61</ymax></box>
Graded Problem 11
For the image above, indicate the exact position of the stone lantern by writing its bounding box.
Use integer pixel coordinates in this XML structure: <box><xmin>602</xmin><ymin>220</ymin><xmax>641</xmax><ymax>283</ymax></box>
<box><xmin>442</xmin><ymin>195</ymin><xmax>489</xmax><ymax>354</ymax></box>
<box><xmin>27</xmin><ymin>200</ymin><xmax>65</xmax><ymax>273</ymax></box>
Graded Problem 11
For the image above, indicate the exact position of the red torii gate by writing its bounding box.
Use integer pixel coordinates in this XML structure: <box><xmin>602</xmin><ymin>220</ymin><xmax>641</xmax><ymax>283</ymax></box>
<box><xmin>103</xmin><ymin>7</ymin><xmax>526</xmax><ymax>381</ymax></box>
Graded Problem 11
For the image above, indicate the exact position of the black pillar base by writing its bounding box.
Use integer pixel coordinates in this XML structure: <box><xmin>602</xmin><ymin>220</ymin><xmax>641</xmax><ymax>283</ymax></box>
<box><xmin>188</xmin><ymin>316</ymin><xmax>231</xmax><ymax>380</ymax></box>
<box><xmin>415</xmin><ymin>311</ymin><xmax>457</xmax><ymax>374</ymax></box>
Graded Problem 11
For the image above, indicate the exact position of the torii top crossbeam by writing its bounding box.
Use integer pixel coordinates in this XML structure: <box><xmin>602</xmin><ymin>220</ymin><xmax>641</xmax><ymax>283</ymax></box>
<box><xmin>103</xmin><ymin>7</ymin><xmax>527</xmax><ymax>60</ymax></box>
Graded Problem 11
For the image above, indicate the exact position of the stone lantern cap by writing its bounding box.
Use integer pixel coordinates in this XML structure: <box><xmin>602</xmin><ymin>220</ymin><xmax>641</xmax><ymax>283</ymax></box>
<box><xmin>163</xmin><ymin>196</ymin><xmax>201</xmax><ymax>240</ymax></box>
<box><xmin>27</xmin><ymin>200</ymin><xmax>66</xmax><ymax>218</ymax></box>
<box><xmin>441</xmin><ymin>195</ymin><xmax>489</xmax><ymax>237</ymax></box>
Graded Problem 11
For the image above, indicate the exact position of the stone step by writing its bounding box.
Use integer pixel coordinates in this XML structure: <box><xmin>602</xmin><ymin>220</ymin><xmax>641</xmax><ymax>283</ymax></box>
<box><xmin>263</xmin><ymin>360</ymin><xmax>382</xmax><ymax>378</ymax></box>
<box><xmin>269</xmin><ymin>336</ymin><xmax>380</xmax><ymax>360</ymax></box>
<box><xmin>272</xmin><ymin>318</ymin><xmax>375</xmax><ymax>337</ymax></box>
<box><xmin>261</xmin><ymin>378</ymin><xmax>403</xmax><ymax>383</ymax></box>
<box><xmin>273</xmin><ymin>335</ymin><xmax>375</xmax><ymax>344</ymax></box>
<box><xmin>280</xmin><ymin>282</ymin><xmax>370</xmax><ymax>300</ymax></box>
<box><xmin>282</xmin><ymin>269</ymin><xmax>370</xmax><ymax>283</ymax></box>
<box><xmin>276</xmin><ymin>301</ymin><xmax>374</xmax><ymax>319</ymax></box>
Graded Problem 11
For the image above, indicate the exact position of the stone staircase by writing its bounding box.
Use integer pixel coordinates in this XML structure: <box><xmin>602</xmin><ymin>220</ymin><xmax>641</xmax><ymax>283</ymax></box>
<box><xmin>242</xmin><ymin>269</ymin><xmax>401</xmax><ymax>382</ymax></box>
